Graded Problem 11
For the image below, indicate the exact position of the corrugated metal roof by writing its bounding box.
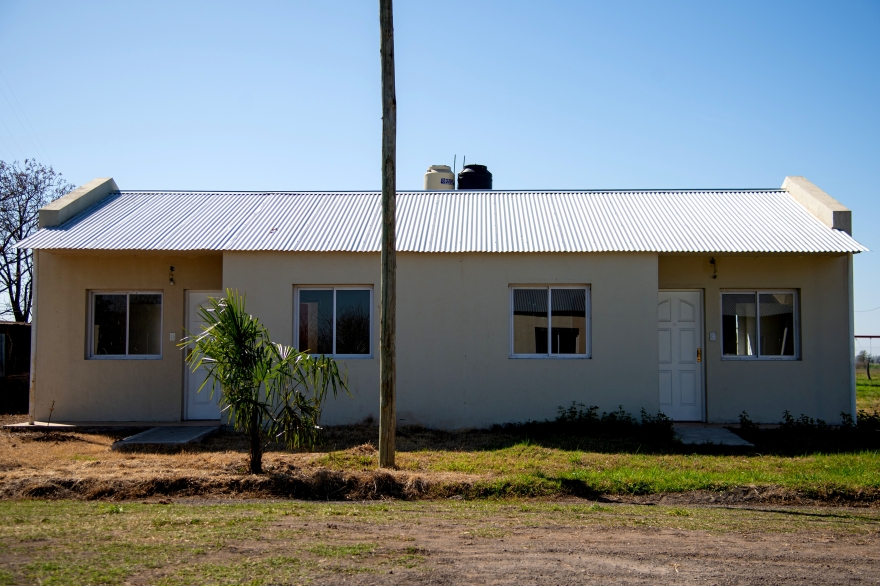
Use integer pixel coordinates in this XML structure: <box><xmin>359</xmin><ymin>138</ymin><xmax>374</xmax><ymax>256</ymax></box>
<box><xmin>17</xmin><ymin>189</ymin><xmax>867</xmax><ymax>253</ymax></box>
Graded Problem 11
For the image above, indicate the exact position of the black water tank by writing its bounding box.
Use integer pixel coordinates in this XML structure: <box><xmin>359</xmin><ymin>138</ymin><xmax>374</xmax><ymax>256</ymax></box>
<box><xmin>457</xmin><ymin>164</ymin><xmax>492</xmax><ymax>190</ymax></box>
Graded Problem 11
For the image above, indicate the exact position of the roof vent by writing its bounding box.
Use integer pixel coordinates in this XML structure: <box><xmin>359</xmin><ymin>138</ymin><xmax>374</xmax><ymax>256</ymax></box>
<box><xmin>457</xmin><ymin>164</ymin><xmax>492</xmax><ymax>190</ymax></box>
<box><xmin>424</xmin><ymin>165</ymin><xmax>455</xmax><ymax>190</ymax></box>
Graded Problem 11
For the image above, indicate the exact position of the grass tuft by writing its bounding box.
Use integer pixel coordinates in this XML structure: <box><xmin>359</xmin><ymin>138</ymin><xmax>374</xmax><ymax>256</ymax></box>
<box><xmin>308</xmin><ymin>543</ymin><xmax>376</xmax><ymax>557</ymax></box>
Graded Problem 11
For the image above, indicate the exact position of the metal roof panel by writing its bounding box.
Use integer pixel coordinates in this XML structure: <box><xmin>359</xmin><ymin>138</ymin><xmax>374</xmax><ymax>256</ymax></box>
<box><xmin>17</xmin><ymin>189</ymin><xmax>867</xmax><ymax>254</ymax></box>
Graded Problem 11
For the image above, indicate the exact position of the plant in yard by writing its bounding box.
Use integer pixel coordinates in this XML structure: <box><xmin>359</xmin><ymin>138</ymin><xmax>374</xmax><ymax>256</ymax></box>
<box><xmin>182</xmin><ymin>289</ymin><xmax>348</xmax><ymax>474</ymax></box>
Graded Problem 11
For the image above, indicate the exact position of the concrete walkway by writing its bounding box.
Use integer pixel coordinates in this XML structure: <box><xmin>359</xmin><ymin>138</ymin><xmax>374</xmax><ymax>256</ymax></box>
<box><xmin>674</xmin><ymin>425</ymin><xmax>754</xmax><ymax>446</ymax></box>
<box><xmin>111</xmin><ymin>426</ymin><xmax>220</xmax><ymax>450</ymax></box>
<box><xmin>4</xmin><ymin>420</ymin><xmax>221</xmax><ymax>430</ymax></box>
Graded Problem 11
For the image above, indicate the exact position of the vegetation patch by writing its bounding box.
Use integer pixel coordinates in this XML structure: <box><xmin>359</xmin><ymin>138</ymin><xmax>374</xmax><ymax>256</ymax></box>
<box><xmin>0</xmin><ymin>500</ymin><xmax>878</xmax><ymax>585</ymax></box>
<box><xmin>733</xmin><ymin>408</ymin><xmax>880</xmax><ymax>455</ymax></box>
<box><xmin>857</xmin><ymin>371</ymin><xmax>880</xmax><ymax>413</ymax></box>
<box><xmin>308</xmin><ymin>542</ymin><xmax>376</xmax><ymax>557</ymax></box>
<box><xmin>2</xmin><ymin>392</ymin><xmax>880</xmax><ymax>504</ymax></box>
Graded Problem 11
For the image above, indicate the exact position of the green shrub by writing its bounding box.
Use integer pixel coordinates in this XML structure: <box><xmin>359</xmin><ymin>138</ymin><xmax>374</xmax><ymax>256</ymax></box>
<box><xmin>490</xmin><ymin>403</ymin><xmax>677</xmax><ymax>451</ymax></box>
<box><xmin>733</xmin><ymin>409</ymin><xmax>880</xmax><ymax>454</ymax></box>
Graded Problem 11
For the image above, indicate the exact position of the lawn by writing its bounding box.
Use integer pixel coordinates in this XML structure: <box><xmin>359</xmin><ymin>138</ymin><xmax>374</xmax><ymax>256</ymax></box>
<box><xmin>0</xmin><ymin>381</ymin><xmax>878</xmax><ymax>503</ymax></box>
<box><xmin>2</xmin><ymin>402</ymin><xmax>880</xmax><ymax>584</ymax></box>
<box><xmin>1</xmin><ymin>499</ymin><xmax>878</xmax><ymax>585</ymax></box>
<box><xmin>857</xmin><ymin>369</ymin><xmax>880</xmax><ymax>412</ymax></box>
<box><xmin>1</xmin><ymin>413</ymin><xmax>878</xmax><ymax>502</ymax></box>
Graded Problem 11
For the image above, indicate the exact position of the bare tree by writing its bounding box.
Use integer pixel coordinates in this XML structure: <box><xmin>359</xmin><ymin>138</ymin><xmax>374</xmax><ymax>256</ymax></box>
<box><xmin>0</xmin><ymin>160</ymin><xmax>74</xmax><ymax>322</ymax></box>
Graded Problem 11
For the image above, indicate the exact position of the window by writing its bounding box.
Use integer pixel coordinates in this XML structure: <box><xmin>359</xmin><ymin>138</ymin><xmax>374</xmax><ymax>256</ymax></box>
<box><xmin>295</xmin><ymin>287</ymin><xmax>372</xmax><ymax>357</ymax></box>
<box><xmin>510</xmin><ymin>286</ymin><xmax>590</xmax><ymax>358</ymax></box>
<box><xmin>90</xmin><ymin>292</ymin><xmax>163</xmax><ymax>358</ymax></box>
<box><xmin>721</xmin><ymin>291</ymin><xmax>798</xmax><ymax>359</ymax></box>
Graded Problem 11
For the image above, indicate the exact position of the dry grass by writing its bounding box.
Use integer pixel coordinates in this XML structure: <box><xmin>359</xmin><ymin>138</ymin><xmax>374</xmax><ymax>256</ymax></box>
<box><xmin>1</xmin><ymin>418</ymin><xmax>879</xmax><ymax>504</ymax></box>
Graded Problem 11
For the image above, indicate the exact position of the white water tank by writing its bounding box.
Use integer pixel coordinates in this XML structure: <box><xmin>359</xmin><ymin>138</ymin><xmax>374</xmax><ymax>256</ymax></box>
<box><xmin>424</xmin><ymin>165</ymin><xmax>455</xmax><ymax>190</ymax></box>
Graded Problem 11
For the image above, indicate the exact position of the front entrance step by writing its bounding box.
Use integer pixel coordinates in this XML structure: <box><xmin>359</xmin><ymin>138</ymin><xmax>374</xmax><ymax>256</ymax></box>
<box><xmin>674</xmin><ymin>424</ymin><xmax>753</xmax><ymax>446</ymax></box>
<box><xmin>111</xmin><ymin>425</ymin><xmax>220</xmax><ymax>450</ymax></box>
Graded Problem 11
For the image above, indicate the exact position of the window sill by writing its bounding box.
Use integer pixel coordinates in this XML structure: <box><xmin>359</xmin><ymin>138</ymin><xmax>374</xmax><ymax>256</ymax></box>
<box><xmin>509</xmin><ymin>355</ymin><xmax>591</xmax><ymax>360</ymax></box>
<box><xmin>302</xmin><ymin>354</ymin><xmax>374</xmax><ymax>360</ymax></box>
<box><xmin>721</xmin><ymin>356</ymin><xmax>799</xmax><ymax>361</ymax></box>
<box><xmin>88</xmin><ymin>355</ymin><xmax>163</xmax><ymax>360</ymax></box>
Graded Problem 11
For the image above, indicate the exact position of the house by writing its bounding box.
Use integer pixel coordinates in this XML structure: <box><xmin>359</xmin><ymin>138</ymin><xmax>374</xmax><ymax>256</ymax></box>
<box><xmin>16</xmin><ymin>175</ymin><xmax>866</xmax><ymax>427</ymax></box>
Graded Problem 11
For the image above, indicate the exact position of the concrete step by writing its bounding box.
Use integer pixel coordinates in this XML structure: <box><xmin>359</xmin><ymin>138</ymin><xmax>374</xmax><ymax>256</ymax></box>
<box><xmin>111</xmin><ymin>425</ymin><xmax>220</xmax><ymax>450</ymax></box>
<box><xmin>674</xmin><ymin>425</ymin><xmax>754</xmax><ymax>446</ymax></box>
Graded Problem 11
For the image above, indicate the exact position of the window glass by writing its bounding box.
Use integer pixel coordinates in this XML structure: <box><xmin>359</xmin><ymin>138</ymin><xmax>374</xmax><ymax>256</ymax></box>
<box><xmin>93</xmin><ymin>294</ymin><xmax>127</xmax><ymax>355</ymax></box>
<box><xmin>513</xmin><ymin>289</ymin><xmax>548</xmax><ymax>354</ymax></box>
<box><xmin>551</xmin><ymin>288</ymin><xmax>587</xmax><ymax>355</ymax></box>
<box><xmin>759</xmin><ymin>293</ymin><xmax>795</xmax><ymax>356</ymax></box>
<box><xmin>298</xmin><ymin>290</ymin><xmax>333</xmax><ymax>355</ymax></box>
<box><xmin>336</xmin><ymin>290</ymin><xmax>371</xmax><ymax>355</ymax></box>
<box><xmin>722</xmin><ymin>293</ymin><xmax>757</xmax><ymax>356</ymax></box>
<box><xmin>128</xmin><ymin>294</ymin><xmax>162</xmax><ymax>355</ymax></box>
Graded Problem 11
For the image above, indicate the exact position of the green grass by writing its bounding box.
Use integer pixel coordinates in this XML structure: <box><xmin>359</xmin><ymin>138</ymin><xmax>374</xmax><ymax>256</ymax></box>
<box><xmin>0</xmin><ymin>500</ymin><xmax>877</xmax><ymax>585</ymax></box>
<box><xmin>308</xmin><ymin>542</ymin><xmax>376</xmax><ymax>557</ymax></box>
<box><xmin>857</xmin><ymin>370</ymin><xmax>880</xmax><ymax>412</ymax></box>
<box><xmin>315</xmin><ymin>443</ymin><xmax>880</xmax><ymax>499</ymax></box>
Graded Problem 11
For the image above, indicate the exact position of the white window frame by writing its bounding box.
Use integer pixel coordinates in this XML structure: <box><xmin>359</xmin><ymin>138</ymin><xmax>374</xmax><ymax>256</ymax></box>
<box><xmin>720</xmin><ymin>289</ymin><xmax>799</xmax><ymax>361</ymax></box>
<box><xmin>509</xmin><ymin>285</ymin><xmax>591</xmax><ymax>359</ymax></box>
<box><xmin>293</xmin><ymin>286</ymin><xmax>374</xmax><ymax>359</ymax></box>
<box><xmin>88</xmin><ymin>291</ymin><xmax>164</xmax><ymax>360</ymax></box>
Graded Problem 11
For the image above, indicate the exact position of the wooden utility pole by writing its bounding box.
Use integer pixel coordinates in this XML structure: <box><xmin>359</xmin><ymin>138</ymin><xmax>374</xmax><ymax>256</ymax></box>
<box><xmin>378</xmin><ymin>0</ymin><xmax>397</xmax><ymax>468</ymax></box>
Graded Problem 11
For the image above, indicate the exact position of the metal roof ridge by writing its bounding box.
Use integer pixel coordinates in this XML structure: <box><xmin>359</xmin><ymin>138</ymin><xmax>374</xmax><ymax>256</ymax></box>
<box><xmin>116</xmin><ymin>188</ymin><xmax>788</xmax><ymax>194</ymax></box>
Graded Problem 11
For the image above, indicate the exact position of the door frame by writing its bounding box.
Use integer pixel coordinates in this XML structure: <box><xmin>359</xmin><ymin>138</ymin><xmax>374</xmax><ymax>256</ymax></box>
<box><xmin>658</xmin><ymin>289</ymin><xmax>707</xmax><ymax>422</ymax></box>
<box><xmin>183</xmin><ymin>289</ymin><xmax>223</xmax><ymax>421</ymax></box>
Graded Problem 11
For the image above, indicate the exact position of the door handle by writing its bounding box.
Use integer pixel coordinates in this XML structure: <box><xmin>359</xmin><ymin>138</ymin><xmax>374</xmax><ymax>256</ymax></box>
<box><xmin>697</xmin><ymin>348</ymin><xmax>701</xmax><ymax>362</ymax></box>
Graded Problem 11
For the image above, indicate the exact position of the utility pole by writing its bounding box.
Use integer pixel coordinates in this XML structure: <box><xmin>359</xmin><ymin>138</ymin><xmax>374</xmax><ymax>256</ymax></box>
<box><xmin>378</xmin><ymin>0</ymin><xmax>397</xmax><ymax>468</ymax></box>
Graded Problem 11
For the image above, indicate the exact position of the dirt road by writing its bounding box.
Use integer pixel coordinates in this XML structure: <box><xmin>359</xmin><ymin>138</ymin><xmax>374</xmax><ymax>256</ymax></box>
<box><xmin>267</xmin><ymin>509</ymin><xmax>879</xmax><ymax>585</ymax></box>
<box><xmin>2</xmin><ymin>498</ymin><xmax>878</xmax><ymax>584</ymax></box>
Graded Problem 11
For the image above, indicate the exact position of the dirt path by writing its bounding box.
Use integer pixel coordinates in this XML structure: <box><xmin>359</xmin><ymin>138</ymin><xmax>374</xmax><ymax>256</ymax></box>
<box><xmin>2</xmin><ymin>498</ymin><xmax>878</xmax><ymax>585</ymax></box>
<box><xmin>244</xmin><ymin>512</ymin><xmax>879</xmax><ymax>585</ymax></box>
<box><xmin>348</xmin><ymin>522</ymin><xmax>878</xmax><ymax>585</ymax></box>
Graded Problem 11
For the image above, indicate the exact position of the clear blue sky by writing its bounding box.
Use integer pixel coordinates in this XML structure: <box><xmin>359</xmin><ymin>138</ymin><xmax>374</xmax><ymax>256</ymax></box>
<box><xmin>1</xmin><ymin>1</ymin><xmax>878</xmax><ymax>333</ymax></box>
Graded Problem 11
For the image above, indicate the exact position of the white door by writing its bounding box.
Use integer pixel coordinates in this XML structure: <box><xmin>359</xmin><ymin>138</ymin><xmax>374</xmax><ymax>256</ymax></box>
<box><xmin>658</xmin><ymin>291</ymin><xmax>704</xmax><ymax>421</ymax></box>
<box><xmin>185</xmin><ymin>290</ymin><xmax>223</xmax><ymax>420</ymax></box>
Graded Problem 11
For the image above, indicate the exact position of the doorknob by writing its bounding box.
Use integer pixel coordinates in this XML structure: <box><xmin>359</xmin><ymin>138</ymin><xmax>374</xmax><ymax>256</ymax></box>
<box><xmin>697</xmin><ymin>348</ymin><xmax>701</xmax><ymax>362</ymax></box>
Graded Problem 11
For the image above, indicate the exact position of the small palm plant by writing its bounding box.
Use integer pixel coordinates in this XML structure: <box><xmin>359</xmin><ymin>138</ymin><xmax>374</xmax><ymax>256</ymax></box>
<box><xmin>182</xmin><ymin>289</ymin><xmax>347</xmax><ymax>474</ymax></box>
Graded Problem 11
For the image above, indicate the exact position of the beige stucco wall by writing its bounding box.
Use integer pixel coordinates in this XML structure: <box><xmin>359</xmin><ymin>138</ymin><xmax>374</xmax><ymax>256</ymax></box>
<box><xmin>223</xmin><ymin>251</ymin><xmax>659</xmax><ymax>429</ymax></box>
<box><xmin>32</xmin><ymin>248</ymin><xmax>853</xmax><ymax>426</ymax></box>
<box><xmin>659</xmin><ymin>254</ymin><xmax>853</xmax><ymax>423</ymax></box>
<box><xmin>33</xmin><ymin>251</ymin><xmax>222</xmax><ymax>421</ymax></box>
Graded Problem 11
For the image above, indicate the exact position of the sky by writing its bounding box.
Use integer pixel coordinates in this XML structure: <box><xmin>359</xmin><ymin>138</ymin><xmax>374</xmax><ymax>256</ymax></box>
<box><xmin>0</xmin><ymin>0</ymin><xmax>878</xmax><ymax>333</ymax></box>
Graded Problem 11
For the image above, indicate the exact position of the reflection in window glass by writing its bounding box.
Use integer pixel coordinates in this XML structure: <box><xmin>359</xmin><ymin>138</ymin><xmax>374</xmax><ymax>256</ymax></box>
<box><xmin>93</xmin><ymin>294</ymin><xmax>127</xmax><ymax>355</ymax></box>
<box><xmin>128</xmin><ymin>294</ymin><xmax>162</xmax><ymax>355</ymax></box>
<box><xmin>722</xmin><ymin>293</ymin><xmax>757</xmax><ymax>356</ymax></box>
<box><xmin>513</xmin><ymin>289</ymin><xmax>548</xmax><ymax>354</ymax></box>
<box><xmin>336</xmin><ymin>290</ymin><xmax>370</xmax><ymax>355</ymax></box>
<box><xmin>759</xmin><ymin>294</ymin><xmax>795</xmax><ymax>356</ymax></box>
<box><xmin>551</xmin><ymin>289</ymin><xmax>587</xmax><ymax>355</ymax></box>
<box><xmin>298</xmin><ymin>290</ymin><xmax>333</xmax><ymax>355</ymax></box>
